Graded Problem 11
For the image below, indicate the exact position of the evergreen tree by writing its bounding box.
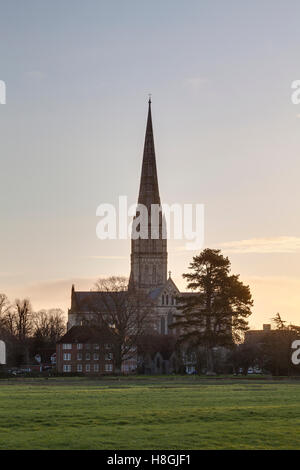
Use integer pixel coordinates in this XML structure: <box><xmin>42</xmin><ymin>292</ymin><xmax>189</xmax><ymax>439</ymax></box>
<box><xmin>272</xmin><ymin>313</ymin><xmax>287</xmax><ymax>330</ymax></box>
<box><xmin>172</xmin><ymin>249</ymin><xmax>253</xmax><ymax>373</ymax></box>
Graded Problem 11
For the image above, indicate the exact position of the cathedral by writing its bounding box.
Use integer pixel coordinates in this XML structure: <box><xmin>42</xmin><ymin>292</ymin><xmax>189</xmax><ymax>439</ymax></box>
<box><xmin>67</xmin><ymin>100</ymin><xmax>183</xmax><ymax>336</ymax></box>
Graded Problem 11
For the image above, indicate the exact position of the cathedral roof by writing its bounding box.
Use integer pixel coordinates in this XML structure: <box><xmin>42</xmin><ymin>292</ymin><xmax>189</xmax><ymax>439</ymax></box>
<box><xmin>148</xmin><ymin>286</ymin><xmax>164</xmax><ymax>300</ymax></box>
<box><xmin>71</xmin><ymin>290</ymin><xmax>126</xmax><ymax>313</ymax></box>
<box><xmin>148</xmin><ymin>277</ymin><xmax>180</xmax><ymax>300</ymax></box>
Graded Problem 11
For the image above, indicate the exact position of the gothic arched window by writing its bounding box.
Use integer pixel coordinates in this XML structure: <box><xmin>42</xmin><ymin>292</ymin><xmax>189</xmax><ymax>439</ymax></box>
<box><xmin>167</xmin><ymin>311</ymin><xmax>173</xmax><ymax>326</ymax></box>
<box><xmin>152</xmin><ymin>265</ymin><xmax>156</xmax><ymax>284</ymax></box>
<box><xmin>160</xmin><ymin>316</ymin><xmax>166</xmax><ymax>335</ymax></box>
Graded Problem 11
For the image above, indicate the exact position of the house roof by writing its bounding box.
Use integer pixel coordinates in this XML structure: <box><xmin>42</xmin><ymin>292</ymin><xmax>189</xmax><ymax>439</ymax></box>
<box><xmin>57</xmin><ymin>325</ymin><xmax>115</xmax><ymax>344</ymax></box>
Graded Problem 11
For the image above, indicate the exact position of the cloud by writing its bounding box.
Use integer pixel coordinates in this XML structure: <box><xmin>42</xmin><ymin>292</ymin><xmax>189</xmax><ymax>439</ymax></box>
<box><xmin>184</xmin><ymin>77</ymin><xmax>208</xmax><ymax>92</ymax></box>
<box><xmin>219</xmin><ymin>236</ymin><xmax>300</xmax><ymax>254</ymax></box>
<box><xmin>0</xmin><ymin>272</ymin><xmax>22</xmax><ymax>279</ymax></box>
<box><xmin>86</xmin><ymin>255</ymin><xmax>127</xmax><ymax>260</ymax></box>
<box><xmin>25</xmin><ymin>70</ymin><xmax>45</xmax><ymax>80</ymax></box>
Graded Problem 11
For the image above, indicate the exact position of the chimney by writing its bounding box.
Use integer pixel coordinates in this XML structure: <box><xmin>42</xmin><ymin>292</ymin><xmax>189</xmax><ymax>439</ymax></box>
<box><xmin>263</xmin><ymin>324</ymin><xmax>271</xmax><ymax>331</ymax></box>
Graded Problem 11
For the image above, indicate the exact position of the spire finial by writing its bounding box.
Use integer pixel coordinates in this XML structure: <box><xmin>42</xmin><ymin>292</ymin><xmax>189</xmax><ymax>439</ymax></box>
<box><xmin>169</xmin><ymin>270</ymin><xmax>171</xmax><ymax>278</ymax></box>
<box><xmin>148</xmin><ymin>93</ymin><xmax>152</xmax><ymax>104</ymax></box>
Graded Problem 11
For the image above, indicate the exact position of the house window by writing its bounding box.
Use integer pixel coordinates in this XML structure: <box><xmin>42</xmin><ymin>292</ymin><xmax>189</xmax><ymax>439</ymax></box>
<box><xmin>105</xmin><ymin>353</ymin><xmax>113</xmax><ymax>361</ymax></box>
<box><xmin>77</xmin><ymin>353</ymin><xmax>82</xmax><ymax>361</ymax></box>
<box><xmin>63</xmin><ymin>353</ymin><xmax>71</xmax><ymax>361</ymax></box>
<box><xmin>162</xmin><ymin>295</ymin><xmax>164</xmax><ymax>305</ymax></box>
<box><xmin>63</xmin><ymin>344</ymin><xmax>72</xmax><ymax>350</ymax></box>
<box><xmin>94</xmin><ymin>364</ymin><xmax>99</xmax><ymax>372</ymax></box>
<box><xmin>94</xmin><ymin>344</ymin><xmax>100</xmax><ymax>350</ymax></box>
<box><xmin>85</xmin><ymin>364</ymin><xmax>90</xmax><ymax>372</ymax></box>
<box><xmin>85</xmin><ymin>353</ymin><xmax>90</xmax><ymax>361</ymax></box>
<box><xmin>93</xmin><ymin>353</ymin><xmax>99</xmax><ymax>361</ymax></box>
<box><xmin>166</xmin><ymin>295</ymin><xmax>169</xmax><ymax>305</ymax></box>
<box><xmin>85</xmin><ymin>344</ymin><xmax>91</xmax><ymax>349</ymax></box>
<box><xmin>77</xmin><ymin>343</ymin><xmax>83</xmax><ymax>350</ymax></box>
<box><xmin>77</xmin><ymin>364</ymin><xmax>82</xmax><ymax>372</ymax></box>
<box><xmin>105</xmin><ymin>364</ymin><xmax>113</xmax><ymax>372</ymax></box>
<box><xmin>63</xmin><ymin>365</ymin><xmax>71</xmax><ymax>372</ymax></box>
<box><xmin>105</xmin><ymin>344</ymin><xmax>112</xmax><ymax>350</ymax></box>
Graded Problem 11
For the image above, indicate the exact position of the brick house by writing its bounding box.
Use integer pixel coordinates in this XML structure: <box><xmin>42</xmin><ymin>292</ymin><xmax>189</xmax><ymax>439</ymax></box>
<box><xmin>56</xmin><ymin>325</ymin><xmax>137</xmax><ymax>374</ymax></box>
<box><xmin>244</xmin><ymin>324</ymin><xmax>273</xmax><ymax>344</ymax></box>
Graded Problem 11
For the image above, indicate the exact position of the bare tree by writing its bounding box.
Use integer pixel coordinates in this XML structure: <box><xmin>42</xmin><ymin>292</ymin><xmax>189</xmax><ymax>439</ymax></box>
<box><xmin>0</xmin><ymin>294</ymin><xmax>11</xmax><ymax>333</ymax></box>
<box><xmin>0</xmin><ymin>296</ymin><xmax>66</xmax><ymax>366</ymax></box>
<box><xmin>4</xmin><ymin>299</ymin><xmax>34</xmax><ymax>365</ymax></box>
<box><xmin>33</xmin><ymin>309</ymin><xmax>66</xmax><ymax>344</ymax></box>
<box><xmin>78</xmin><ymin>276</ymin><xmax>155</xmax><ymax>373</ymax></box>
<box><xmin>14</xmin><ymin>299</ymin><xmax>33</xmax><ymax>341</ymax></box>
<box><xmin>0</xmin><ymin>294</ymin><xmax>10</xmax><ymax>316</ymax></box>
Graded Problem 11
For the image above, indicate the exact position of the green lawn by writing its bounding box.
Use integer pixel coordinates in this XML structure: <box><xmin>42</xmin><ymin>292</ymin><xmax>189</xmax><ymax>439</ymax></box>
<box><xmin>0</xmin><ymin>375</ymin><xmax>299</xmax><ymax>449</ymax></box>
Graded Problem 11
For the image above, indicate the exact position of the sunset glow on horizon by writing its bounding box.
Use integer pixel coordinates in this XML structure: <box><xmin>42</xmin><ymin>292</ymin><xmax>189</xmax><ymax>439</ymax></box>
<box><xmin>1</xmin><ymin>1</ymin><xmax>300</xmax><ymax>329</ymax></box>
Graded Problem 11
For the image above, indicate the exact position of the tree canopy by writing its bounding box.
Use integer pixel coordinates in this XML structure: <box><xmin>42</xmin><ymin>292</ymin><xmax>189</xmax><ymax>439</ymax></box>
<box><xmin>172</xmin><ymin>248</ymin><xmax>253</xmax><ymax>372</ymax></box>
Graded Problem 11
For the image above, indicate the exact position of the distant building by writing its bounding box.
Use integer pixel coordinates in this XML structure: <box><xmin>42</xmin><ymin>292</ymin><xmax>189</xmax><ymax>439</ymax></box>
<box><xmin>137</xmin><ymin>334</ymin><xmax>180</xmax><ymax>374</ymax></box>
<box><xmin>63</xmin><ymin>101</ymin><xmax>235</xmax><ymax>374</ymax></box>
<box><xmin>67</xmin><ymin>100</ymin><xmax>182</xmax><ymax>335</ymax></box>
<box><xmin>244</xmin><ymin>324</ymin><xmax>273</xmax><ymax>344</ymax></box>
<box><xmin>56</xmin><ymin>325</ymin><xmax>137</xmax><ymax>374</ymax></box>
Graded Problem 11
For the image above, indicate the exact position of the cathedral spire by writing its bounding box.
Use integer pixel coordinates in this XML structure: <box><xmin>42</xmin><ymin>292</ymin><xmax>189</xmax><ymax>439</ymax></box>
<box><xmin>129</xmin><ymin>99</ymin><xmax>168</xmax><ymax>291</ymax></box>
<box><xmin>137</xmin><ymin>98</ymin><xmax>161</xmax><ymax>208</ymax></box>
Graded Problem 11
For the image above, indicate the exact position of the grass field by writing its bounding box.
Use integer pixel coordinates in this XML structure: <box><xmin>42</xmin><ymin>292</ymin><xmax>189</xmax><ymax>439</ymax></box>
<box><xmin>0</xmin><ymin>375</ymin><xmax>300</xmax><ymax>449</ymax></box>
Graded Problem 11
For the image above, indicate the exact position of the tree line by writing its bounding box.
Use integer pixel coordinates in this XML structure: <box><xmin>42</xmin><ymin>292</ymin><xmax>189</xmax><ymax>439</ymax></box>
<box><xmin>1</xmin><ymin>248</ymin><xmax>299</xmax><ymax>375</ymax></box>
<box><xmin>231</xmin><ymin>313</ymin><xmax>300</xmax><ymax>376</ymax></box>
<box><xmin>171</xmin><ymin>249</ymin><xmax>300</xmax><ymax>375</ymax></box>
<box><xmin>0</xmin><ymin>295</ymin><xmax>65</xmax><ymax>366</ymax></box>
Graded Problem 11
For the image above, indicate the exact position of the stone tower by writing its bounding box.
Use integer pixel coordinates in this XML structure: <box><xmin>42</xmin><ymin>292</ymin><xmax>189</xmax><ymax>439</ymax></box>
<box><xmin>129</xmin><ymin>99</ymin><xmax>167</xmax><ymax>291</ymax></box>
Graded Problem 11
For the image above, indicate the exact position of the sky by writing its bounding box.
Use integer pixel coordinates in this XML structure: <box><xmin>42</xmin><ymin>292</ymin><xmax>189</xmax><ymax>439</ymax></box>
<box><xmin>0</xmin><ymin>0</ymin><xmax>300</xmax><ymax>328</ymax></box>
